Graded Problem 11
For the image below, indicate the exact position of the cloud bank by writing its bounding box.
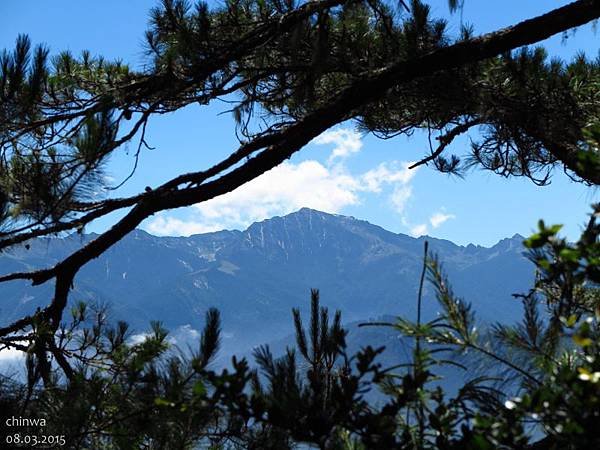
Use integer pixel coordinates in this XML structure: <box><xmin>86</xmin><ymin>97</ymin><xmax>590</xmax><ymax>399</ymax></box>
<box><xmin>408</xmin><ymin>211</ymin><xmax>456</xmax><ymax>237</ymax></box>
<box><xmin>144</xmin><ymin>128</ymin><xmax>452</xmax><ymax>236</ymax></box>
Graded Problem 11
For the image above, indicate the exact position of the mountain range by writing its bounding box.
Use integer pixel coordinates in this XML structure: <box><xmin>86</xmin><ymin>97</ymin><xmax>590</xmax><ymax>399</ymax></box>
<box><xmin>0</xmin><ymin>208</ymin><xmax>533</xmax><ymax>357</ymax></box>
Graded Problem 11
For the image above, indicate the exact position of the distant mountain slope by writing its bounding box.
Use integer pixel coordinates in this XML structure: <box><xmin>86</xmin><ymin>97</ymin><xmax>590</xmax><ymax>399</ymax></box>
<box><xmin>240</xmin><ymin>314</ymin><xmax>493</xmax><ymax>403</ymax></box>
<box><xmin>0</xmin><ymin>208</ymin><xmax>532</xmax><ymax>355</ymax></box>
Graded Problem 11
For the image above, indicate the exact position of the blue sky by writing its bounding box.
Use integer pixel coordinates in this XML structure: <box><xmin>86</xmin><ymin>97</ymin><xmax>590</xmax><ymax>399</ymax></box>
<box><xmin>1</xmin><ymin>0</ymin><xmax>598</xmax><ymax>246</ymax></box>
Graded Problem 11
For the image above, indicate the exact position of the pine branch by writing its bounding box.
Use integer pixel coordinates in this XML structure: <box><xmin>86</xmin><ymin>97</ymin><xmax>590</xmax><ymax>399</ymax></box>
<box><xmin>409</xmin><ymin>119</ymin><xmax>481</xmax><ymax>169</ymax></box>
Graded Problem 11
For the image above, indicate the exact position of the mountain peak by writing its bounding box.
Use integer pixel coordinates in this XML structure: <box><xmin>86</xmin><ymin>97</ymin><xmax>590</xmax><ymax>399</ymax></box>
<box><xmin>290</xmin><ymin>207</ymin><xmax>341</xmax><ymax>219</ymax></box>
<box><xmin>129</xmin><ymin>229</ymin><xmax>154</xmax><ymax>240</ymax></box>
<box><xmin>246</xmin><ymin>208</ymin><xmax>353</xmax><ymax>230</ymax></box>
<box><xmin>291</xmin><ymin>207</ymin><xmax>326</xmax><ymax>217</ymax></box>
<box><xmin>491</xmin><ymin>233</ymin><xmax>526</xmax><ymax>252</ymax></box>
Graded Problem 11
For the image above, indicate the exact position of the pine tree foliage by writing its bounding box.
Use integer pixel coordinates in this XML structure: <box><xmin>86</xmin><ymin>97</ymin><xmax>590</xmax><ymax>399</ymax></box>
<box><xmin>250</xmin><ymin>289</ymin><xmax>392</xmax><ymax>449</ymax></box>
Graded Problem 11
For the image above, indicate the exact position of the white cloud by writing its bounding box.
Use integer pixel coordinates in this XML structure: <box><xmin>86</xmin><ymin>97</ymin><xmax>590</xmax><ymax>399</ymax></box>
<box><xmin>410</xmin><ymin>223</ymin><xmax>429</xmax><ymax>236</ymax></box>
<box><xmin>0</xmin><ymin>344</ymin><xmax>26</xmax><ymax>376</ymax></box>
<box><xmin>169</xmin><ymin>325</ymin><xmax>201</xmax><ymax>346</ymax></box>
<box><xmin>143</xmin><ymin>128</ymin><xmax>421</xmax><ymax>236</ymax></box>
<box><xmin>406</xmin><ymin>210</ymin><xmax>456</xmax><ymax>237</ymax></box>
<box><xmin>192</xmin><ymin>160</ymin><xmax>360</xmax><ymax>229</ymax></box>
<box><xmin>361</xmin><ymin>162</ymin><xmax>418</xmax><ymax>215</ymax></box>
<box><xmin>146</xmin><ymin>158</ymin><xmax>368</xmax><ymax>236</ymax></box>
<box><xmin>391</xmin><ymin>185</ymin><xmax>413</xmax><ymax>214</ymax></box>
<box><xmin>128</xmin><ymin>325</ymin><xmax>201</xmax><ymax>348</ymax></box>
<box><xmin>429</xmin><ymin>212</ymin><xmax>455</xmax><ymax>229</ymax></box>
<box><xmin>313</xmin><ymin>129</ymin><xmax>363</xmax><ymax>162</ymax></box>
<box><xmin>128</xmin><ymin>332</ymin><xmax>151</xmax><ymax>345</ymax></box>
<box><xmin>146</xmin><ymin>216</ymin><xmax>223</xmax><ymax>236</ymax></box>
<box><xmin>360</xmin><ymin>162</ymin><xmax>417</xmax><ymax>193</ymax></box>
<box><xmin>0</xmin><ymin>346</ymin><xmax>25</xmax><ymax>363</ymax></box>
